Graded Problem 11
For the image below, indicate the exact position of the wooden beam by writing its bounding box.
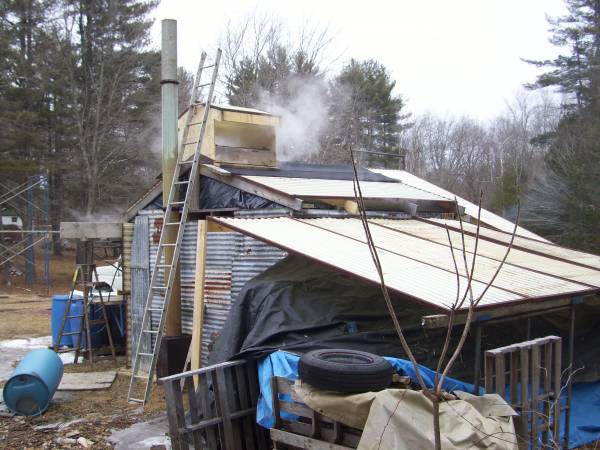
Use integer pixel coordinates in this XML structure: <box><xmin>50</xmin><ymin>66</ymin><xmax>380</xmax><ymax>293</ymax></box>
<box><xmin>190</xmin><ymin>220</ymin><xmax>208</xmax><ymax>387</ymax></box>
<box><xmin>421</xmin><ymin>295</ymin><xmax>600</xmax><ymax>329</ymax></box>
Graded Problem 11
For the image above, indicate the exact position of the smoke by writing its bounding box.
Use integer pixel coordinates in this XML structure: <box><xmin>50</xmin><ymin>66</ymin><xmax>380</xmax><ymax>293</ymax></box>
<box><xmin>257</xmin><ymin>76</ymin><xmax>330</xmax><ymax>162</ymax></box>
<box><xmin>65</xmin><ymin>208</ymin><xmax>126</xmax><ymax>222</ymax></box>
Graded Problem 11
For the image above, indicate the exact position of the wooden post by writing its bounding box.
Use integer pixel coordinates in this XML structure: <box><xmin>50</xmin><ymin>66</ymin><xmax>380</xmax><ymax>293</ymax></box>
<box><xmin>190</xmin><ymin>220</ymin><xmax>208</xmax><ymax>387</ymax></box>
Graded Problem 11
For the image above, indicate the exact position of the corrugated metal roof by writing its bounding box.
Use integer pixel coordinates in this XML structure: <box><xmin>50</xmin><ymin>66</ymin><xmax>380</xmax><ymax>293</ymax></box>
<box><xmin>428</xmin><ymin>218</ymin><xmax>600</xmax><ymax>271</ymax></box>
<box><xmin>373</xmin><ymin>219</ymin><xmax>600</xmax><ymax>288</ymax></box>
<box><xmin>370</xmin><ymin>169</ymin><xmax>547</xmax><ymax>241</ymax></box>
<box><xmin>239</xmin><ymin>176</ymin><xmax>451</xmax><ymax>202</ymax></box>
<box><xmin>210</xmin><ymin>216</ymin><xmax>599</xmax><ymax>312</ymax></box>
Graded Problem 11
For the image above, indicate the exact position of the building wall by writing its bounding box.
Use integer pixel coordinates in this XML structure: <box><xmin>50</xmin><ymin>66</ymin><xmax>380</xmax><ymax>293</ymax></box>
<box><xmin>130</xmin><ymin>210</ymin><xmax>286</xmax><ymax>365</ymax></box>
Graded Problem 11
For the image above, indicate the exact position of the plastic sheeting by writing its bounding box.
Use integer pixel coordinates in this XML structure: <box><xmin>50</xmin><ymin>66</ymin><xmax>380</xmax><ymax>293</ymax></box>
<box><xmin>207</xmin><ymin>254</ymin><xmax>435</xmax><ymax>366</ymax></box>
<box><xmin>256</xmin><ymin>351</ymin><xmax>600</xmax><ymax>448</ymax></box>
<box><xmin>198</xmin><ymin>176</ymin><xmax>282</xmax><ymax>210</ymax></box>
<box><xmin>256</xmin><ymin>350</ymin><xmax>477</xmax><ymax>429</ymax></box>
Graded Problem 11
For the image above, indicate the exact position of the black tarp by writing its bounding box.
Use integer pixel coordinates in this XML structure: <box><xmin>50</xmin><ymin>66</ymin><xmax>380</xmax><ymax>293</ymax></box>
<box><xmin>207</xmin><ymin>255</ymin><xmax>467</xmax><ymax>374</ymax></box>
<box><xmin>208</xmin><ymin>254</ymin><xmax>600</xmax><ymax>383</ymax></box>
<box><xmin>198</xmin><ymin>176</ymin><xmax>283</xmax><ymax>210</ymax></box>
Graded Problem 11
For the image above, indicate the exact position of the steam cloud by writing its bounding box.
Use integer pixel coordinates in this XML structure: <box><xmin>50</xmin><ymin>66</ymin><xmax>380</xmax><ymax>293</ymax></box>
<box><xmin>257</xmin><ymin>76</ymin><xmax>330</xmax><ymax>162</ymax></box>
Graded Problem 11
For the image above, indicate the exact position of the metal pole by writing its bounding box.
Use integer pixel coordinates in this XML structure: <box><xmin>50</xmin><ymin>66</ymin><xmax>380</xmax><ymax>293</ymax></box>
<box><xmin>43</xmin><ymin>176</ymin><xmax>50</xmax><ymax>293</ymax></box>
<box><xmin>25</xmin><ymin>176</ymin><xmax>36</xmax><ymax>286</ymax></box>
<box><xmin>161</xmin><ymin>19</ymin><xmax>182</xmax><ymax>337</ymax></box>
<box><xmin>564</xmin><ymin>302</ymin><xmax>576</xmax><ymax>449</ymax></box>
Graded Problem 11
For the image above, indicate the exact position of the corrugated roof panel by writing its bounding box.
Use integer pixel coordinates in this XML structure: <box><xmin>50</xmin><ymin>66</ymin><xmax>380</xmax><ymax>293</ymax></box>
<box><xmin>240</xmin><ymin>176</ymin><xmax>451</xmax><ymax>201</ymax></box>
<box><xmin>298</xmin><ymin>218</ymin><xmax>590</xmax><ymax>299</ymax></box>
<box><xmin>429</xmin><ymin>218</ymin><xmax>600</xmax><ymax>271</ymax></box>
<box><xmin>212</xmin><ymin>216</ymin><xmax>522</xmax><ymax>310</ymax></box>
<box><xmin>373</xmin><ymin>219</ymin><xmax>600</xmax><ymax>288</ymax></box>
<box><xmin>370</xmin><ymin>169</ymin><xmax>547</xmax><ymax>241</ymax></box>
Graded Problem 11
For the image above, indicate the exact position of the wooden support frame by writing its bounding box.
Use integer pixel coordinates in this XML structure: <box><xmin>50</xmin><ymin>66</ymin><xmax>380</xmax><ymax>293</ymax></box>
<box><xmin>161</xmin><ymin>359</ymin><xmax>267</xmax><ymax>450</ymax></box>
<box><xmin>190</xmin><ymin>220</ymin><xmax>208</xmax><ymax>387</ymax></box>
<box><xmin>484</xmin><ymin>336</ymin><xmax>562</xmax><ymax>450</ymax></box>
<box><xmin>270</xmin><ymin>376</ymin><xmax>361</xmax><ymax>449</ymax></box>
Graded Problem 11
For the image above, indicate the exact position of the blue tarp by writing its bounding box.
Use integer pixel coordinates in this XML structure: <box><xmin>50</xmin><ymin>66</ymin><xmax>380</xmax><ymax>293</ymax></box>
<box><xmin>256</xmin><ymin>350</ymin><xmax>600</xmax><ymax>448</ymax></box>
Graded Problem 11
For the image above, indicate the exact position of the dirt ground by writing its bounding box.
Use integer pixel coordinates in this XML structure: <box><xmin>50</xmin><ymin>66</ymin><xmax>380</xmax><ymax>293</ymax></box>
<box><xmin>0</xmin><ymin>292</ymin><xmax>167</xmax><ymax>449</ymax></box>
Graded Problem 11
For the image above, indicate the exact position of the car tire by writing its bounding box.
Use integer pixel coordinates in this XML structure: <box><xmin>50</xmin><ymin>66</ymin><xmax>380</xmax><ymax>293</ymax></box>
<box><xmin>298</xmin><ymin>349</ymin><xmax>394</xmax><ymax>393</ymax></box>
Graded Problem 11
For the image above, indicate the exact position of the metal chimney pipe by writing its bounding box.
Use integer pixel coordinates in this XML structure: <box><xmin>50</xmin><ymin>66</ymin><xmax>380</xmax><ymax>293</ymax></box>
<box><xmin>161</xmin><ymin>19</ymin><xmax>178</xmax><ymax>200</ymax></box>
<box><xmin>161</xmin><ymin>19</ymin><xmax>182</xmax><ymax>337</ymax></box>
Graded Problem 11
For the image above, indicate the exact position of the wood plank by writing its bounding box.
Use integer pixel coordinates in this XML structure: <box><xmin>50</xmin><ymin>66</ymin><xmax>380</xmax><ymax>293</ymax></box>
<box><xmin>274</xmin><ymin>376</ymin><xmax>294</xmax><ymax>395</ymax></box>
<box><xmin>164</xmin><ymin>380</ymin><xmax>188</xmax><ymax>450</ymax></box>
<box><xmin>213</xmin><ymin>368</ymin><xmax>234</xmax><ymax>449</ymax></box>
<box><xmin>184</xmin><ymin>377</ymin><xmax>203</xmax><ymax>449</ymax></box>
<box><xmin>280</xmin><ymin>400</ymin><xmax>318</xmax><ymax>420</ymax></box>
<box><xmin>235</xmin><ymin>365</ymin><xmax>256</xmax><ymax>450</ymax></box>
<box><xmin>190</xmin><ymin>220</ymin><xmax>208</xmax><ymax>388</ymax></box>
<box><xmin>531</xmin><ymin>345</ymin><xmax>541</xmax><ymax>449</ymax></box>
<box><xmin>270</xmin><ymin>428</ymin><xmax>354</xmax><ymax>450</ymax></box>
<box><xmin>542</xmin><ymin>342</ymin><xmax>552</xmax><ymax>447</ymax></box>
<box><xmin>553</xmin><ymin>340</ymin><xmax>562</xmax><ymax>444</ymax></box>
<box><xmin>225</xmin><ymin>368</ymin><xmax>244</xmax><ymax>450</ymax></box>
<box><xmin>246</xmin><ymin>360</ymin><xmax>269</xmax><ymax>450</ymax></box>
<box><xmin>199</xmin><ymin>373</ymin><xmax>218</xmax><ymax>449</ymax></box>
<box><xmin>58</xmin><ymin>371</ymin><xmax>117</xmax><ymax>391</ymax></box>
<box><xmin>510</xmin><ymin>351</ymin><xmax>519</xmax><ymax>409</ymax></box>
<box><xmin>520</xmin><ymin>346</ymin><xmax>530</xmax><ymax>448</ymax></box>
<box><xmin>495</xmin><ymin>354</ymin><xmax>506</xmax><ymax>398</ymax></box>
<box><xmin>271</xmin><ymin>377</ymin><xmax>283</xmax><ymax>429</ymax></box>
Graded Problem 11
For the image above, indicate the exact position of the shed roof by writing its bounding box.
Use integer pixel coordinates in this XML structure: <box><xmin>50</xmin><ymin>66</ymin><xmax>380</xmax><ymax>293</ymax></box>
<box><xmin>238</xmin><ymin>175</ymin><xmax>451</xmax><ymax>202</ymax></box>
<box><xmin>209</xmin><ymin>216</ymin><xmax>600</xmax><ymax>312</ymax></box>
<box><xmin>371</xmin><ymin>169</ymin><xmax>547</xmax><ymax>241</ymax></box>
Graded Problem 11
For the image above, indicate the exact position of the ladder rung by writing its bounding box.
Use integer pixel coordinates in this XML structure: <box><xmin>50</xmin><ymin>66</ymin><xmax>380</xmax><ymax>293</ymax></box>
<box><xmin>56</xmin><ymin>348</ymin><xmax>77</xmax><ymax>353</ymax></box>
<box><xmin>152</xmin><ymin>286</ymin><xmax>167</xmax><ymax>291</ymax></box>
<box><xmin>61</xmin><ymin>332</ymin><xmax>81</xmax><ymax>336</ymax></box>
<box><xmin>132</xmin><ymin>374</ymin><xmax>150</xmax><ymax>379</ymax></box>
<box><xmin>197</xmin><ymin>82</ymin><xmax>211</xmax><ymax>87</ymax></box>
<box><xmin>174</xmin><ymin>180</ymin><xmax>189</xmax><ymax>185</ymax></box>
<box><xmin>178</xmin><ymin>160</ymin><xmax>194</xmax><ymax>165</ymax></box>
<box><xmin>143</xmin><ymin>329</ymin><xmax>159</xmax><ymax>334</ymax></box>
<box><xmin>66</xmin><ymin>315</ymin><xmax>84</xmax><ymax>319</ymax></box>
<box><xmin>165</xmin><ymin>222</ymin><xmax>181</xmax><ymax>226</ymax></box>
<box><xmin>160</xmin><ymin>243</ymin><xmax>176</xmax><ymax>247</ymax></box>
<box><xmin>129</xmin><ymin>398</ymin><xmax>145</xmax><ymax>404</ymax></box>
<box><xmin>202</xmin><ymin>64</ymin><xmax>215</xmax><ymax>69</ymax></box>
<box><xmin>156</xmin><ymin>264</ymin><xmax>172</xmax><ymax>268</ymax></box>
<box><xmin>147</xmin><ymin>308</ymin><xmax>164</xmax><ymax>312</ymax></box>
<box><xmin>170</xmin><ymin>201</ymin><xmax>185</xmax><ymax>205</ymax></box>
<box><xmin>138</xmin><ymin>352</ymin><xmax>154</xmax><ymax>357</ymax></box>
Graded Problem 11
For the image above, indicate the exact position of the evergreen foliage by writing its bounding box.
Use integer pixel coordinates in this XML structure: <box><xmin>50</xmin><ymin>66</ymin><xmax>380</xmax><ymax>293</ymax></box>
<box><xmin>0</xmin><ymin>0</ymin><xmax>161</xmax><ymax>223</ymax></box>
<box><xmin>525</xmin><ymin>0</ymin><xmax>600</xmax><ymax>252</ymax></box>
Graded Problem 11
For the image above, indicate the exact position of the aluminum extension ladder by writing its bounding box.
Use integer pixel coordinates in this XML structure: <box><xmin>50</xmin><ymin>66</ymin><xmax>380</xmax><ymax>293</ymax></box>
<box><xmin>128</xmin><ymin>49</ymin><xmax>222</xmax><ymax>404</ymax></box>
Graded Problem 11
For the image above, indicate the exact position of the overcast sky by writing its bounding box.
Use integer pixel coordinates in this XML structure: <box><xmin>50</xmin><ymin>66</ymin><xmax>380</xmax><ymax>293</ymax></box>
<box><xmin>151</xmin><ymin>0</ymin><xmax>568</xmax><ymax>120</ymax></box>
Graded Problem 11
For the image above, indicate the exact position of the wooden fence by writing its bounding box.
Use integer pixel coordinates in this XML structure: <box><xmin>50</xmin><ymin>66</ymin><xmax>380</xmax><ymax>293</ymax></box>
<box><xmin>160</xmin><ymin>359</ymin><xmax>269</xmax><ymax>450</ymax></box>
<box><xmin>485</xmin><ymin>336</ymin><xmax>562</xmax><ymax>450</ymax></box>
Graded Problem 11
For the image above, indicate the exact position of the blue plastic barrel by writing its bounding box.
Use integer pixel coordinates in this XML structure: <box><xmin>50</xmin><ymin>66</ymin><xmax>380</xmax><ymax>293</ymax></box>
<box><xmin>52</xmin><ymin>295</ymin><xmax>105</xmax><ymax>348</ymax></box>
<box><xmin>51</xmin><ymin>294</ymin><xmax>83</xmax><ymax>347</ymax></box>
<box><xmin>70</xmin><ymin>302</ymin><xmax>106</xmax><ymax>349</ymax></box>
<box><xmin>3</xmin><ymin>348</ymin><xmax>64</xmax><ymax>416</ymax></box>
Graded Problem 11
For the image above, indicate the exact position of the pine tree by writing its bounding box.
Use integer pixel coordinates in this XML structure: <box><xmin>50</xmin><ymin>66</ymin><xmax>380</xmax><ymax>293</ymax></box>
<box><xmin>58</xmin><ymin>0</ymin><xmax>161</xmax><ymax>214</ymax></box>
<box><xmin>525</xmin><ymin>0</ymin><xmax>600</xmax><ymax>252</ymax></box>
<box><xmin>322</xmin><ymin>59</ymin><xmax>405</xmax><ymax>167</ymax></box>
